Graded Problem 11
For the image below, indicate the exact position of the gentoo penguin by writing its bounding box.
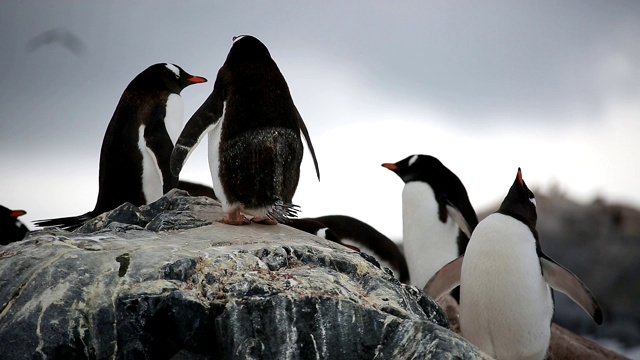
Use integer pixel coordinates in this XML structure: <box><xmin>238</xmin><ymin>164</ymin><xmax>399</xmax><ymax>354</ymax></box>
<box><xmin>1</xmin><ymin>205</ymin><xmax>29</xmax><ymax>245</ymax></box>
<box><xmin>382</xmin><ymin>154</ymin><xmax>477</xmax><ymax>289</ymax></box>
<box><xmin>313</xmin><ymin>215</ymin><xmax>409</xmax><ymax>283</ymax></box>
<box><xmin>287</xmin><ymin>216</ymin><xmax>410</xmax><ymax>282</ymax></box>
<box><xmin>35</xmin><ymin>63</ymin><xmax>207</xmax><ymax>230</ymax></box>
<box><xmin>285</xmin><ymin>217</ymin><xmax>357</xmax><ymax>250</ymax></box>
<box><xmin>425</xmin><ymin>168</ymin><xmax>603</xmax><ymax>360</ymax></box>
<box><xmin>178</xmin><ymin>180</ymin><xmax>217</xmax><ymax>200</ymax></box>
<box><xmin>170</xmin><ymin>35</ymin><xmax>320</xmax><ymax>225</ymax></box>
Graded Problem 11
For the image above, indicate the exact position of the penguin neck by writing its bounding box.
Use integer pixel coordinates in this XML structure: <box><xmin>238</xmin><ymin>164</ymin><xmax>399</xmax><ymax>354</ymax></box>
<box><xmin>402</xmin><ymin>181</ymin><xmax>459</xmax><ymax>288</ymax></box>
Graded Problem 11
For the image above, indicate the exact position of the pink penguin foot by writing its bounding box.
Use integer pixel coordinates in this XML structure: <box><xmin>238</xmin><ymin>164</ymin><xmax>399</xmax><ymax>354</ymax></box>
<box><xmin>223</xmin><ymin>209</ymin><xmax>251</xmax><ymax>225</ymax></box>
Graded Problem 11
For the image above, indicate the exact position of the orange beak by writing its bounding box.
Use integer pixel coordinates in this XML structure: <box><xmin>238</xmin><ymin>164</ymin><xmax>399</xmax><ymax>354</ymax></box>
<box><xmin>517</xmin><ymin>167</ymin><xmax>523</xmax><ymax>185</ymax></box>
<box><xmin>187</xmin><ymin>76</ymin><xmax>207</xmax><ymax>84</ymax></box>
<box><xmin>382</xmin><ymin>163</ymin><xmax>398</xmax><ymax>171</ymax></box>
<box><xmin>10</xmin><ymin>210</ymin><xmax>26</xmax><ymax>218</ymax></box>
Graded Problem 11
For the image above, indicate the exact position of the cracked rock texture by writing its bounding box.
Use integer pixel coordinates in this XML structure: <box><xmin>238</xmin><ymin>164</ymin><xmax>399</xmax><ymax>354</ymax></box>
<box><xmin>0</xmin><ymin>190</ymin><xmax>488</xmax><ymax>360</ymax></box>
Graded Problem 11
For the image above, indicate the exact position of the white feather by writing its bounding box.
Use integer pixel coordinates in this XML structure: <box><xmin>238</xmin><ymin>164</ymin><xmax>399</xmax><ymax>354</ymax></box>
<box><xmin>137</xmin><ymin>125</ymin><xmax>163</xmax><ymax>204</ymax></box>
<box><xmin>207</xmin><ymin>102</ymin><xmax>230</xmax><ymax>211</ymax></box>
<box><xmin>164</xmin><ymin>63</ymin><xmax>180</xmax><ymax>78</ymax></box>
<box><xmin>460</xmin><ymin>213</ymin><xmax>553</xmax><ymax>360</ymax></box>
<box><xmin>402</xmin><ymin>181</ymin><xmax>459</xmax><ymax>288</ymax></box>
<box><xmin>164</xmin><ymin>94</ymin><xmax>183</xmax><ymax>145</ymax></box>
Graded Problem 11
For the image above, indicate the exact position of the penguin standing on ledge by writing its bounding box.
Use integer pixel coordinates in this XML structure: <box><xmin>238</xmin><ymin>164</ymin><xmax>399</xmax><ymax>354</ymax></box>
<box><xmin>382</xmin><ymin>154</ymin><xmax>477</xmax><ymax>289</ymax></box>
<box><xmin>425</xmin><ymin>168</ymin><xmax>603</xmax><ymax>359</ymax></box>
<box><xmin>171</xmin><ymin>35</ymin><xmax>320</xmax><ymax>225</ymax></box>
<box><xmin>35</xmin><ymin>63</ymin><xmax>207</xmax><ymax>230</ymax></box>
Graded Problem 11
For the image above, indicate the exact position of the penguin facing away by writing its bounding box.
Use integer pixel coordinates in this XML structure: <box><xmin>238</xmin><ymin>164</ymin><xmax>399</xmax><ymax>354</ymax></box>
<box><xmin>35</xmin><ymin>63</ymin><xmax>207</xmax><ymax>230</ymax></box>
<box><xmin>1</xmin><ymin>205</ymin><xmax>29</xmax><ymax>245</ymax></box>
<box><xmin>382</xmin><ymin>154</ymin><xmax>477</xmax><ymax>289</ymax></box>
<box><xmin>425</xmin><ymin>168</ymin><xmax>603</xmax><ymax>360</ymax></box>
<box><xmin>170</xmin><ymin>35</ymin><xmax>320</xmax><ymax>226</ymax></box>
<box><xmin>287</xmin><ymin>215</ymin><xmax>410</xmax><ymax>283</ymax></box>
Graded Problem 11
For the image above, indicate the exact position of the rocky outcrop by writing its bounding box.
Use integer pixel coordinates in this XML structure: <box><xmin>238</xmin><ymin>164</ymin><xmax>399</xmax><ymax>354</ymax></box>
<box><xmin>0</xmin><ymin>190</ymin><xmax>488</xmax><ymax>359</ymax></box>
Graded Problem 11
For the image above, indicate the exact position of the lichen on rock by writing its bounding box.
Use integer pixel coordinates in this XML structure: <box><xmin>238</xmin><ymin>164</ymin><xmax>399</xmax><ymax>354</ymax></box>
<box><xmin>0</xmin><ymin>190</ymin><xmax>488</xmax><ymax>359</ymax></box>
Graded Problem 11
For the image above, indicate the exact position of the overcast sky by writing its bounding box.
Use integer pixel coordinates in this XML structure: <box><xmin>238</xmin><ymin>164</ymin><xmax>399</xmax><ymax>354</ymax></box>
<box><xmin>1</xmin><ymin>1</ymin><xmax>639</xmax><ymax>239</ymax></box>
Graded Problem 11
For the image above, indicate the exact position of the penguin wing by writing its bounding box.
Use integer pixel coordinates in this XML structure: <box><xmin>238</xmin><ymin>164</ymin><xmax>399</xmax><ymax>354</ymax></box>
<box><xmin>295</xmin><ymin>108</ymin><xmax>320</xmax><ymax>181</ymax></box>
<box><xmin>170</xmin><ymin>89</ymin><xmax>224</xmax><ymax>177</ymax></box>
<box><xmin>540</xmin><ymin>255</ymin><xmax>604</xmax><ymax>325</ymax></box>
<box><xmin>446</xmin><ymin>202</ymin><xmax>473</xmax><ymax>238</ymax></box>
<box><xmin>423</xmin><ymin>256</ymin><xmax>463</xmax><ymax>300</ymax></box>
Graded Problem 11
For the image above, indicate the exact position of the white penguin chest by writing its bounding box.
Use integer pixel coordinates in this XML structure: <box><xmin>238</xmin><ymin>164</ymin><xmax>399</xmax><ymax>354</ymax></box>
<box><xmin>164</xmin><ymin>93</ymin><xmax>184</xmax><ymax>145</ymax></box>
<box><xmin>460</xmin><ymin>213</ymin><xmax>553</xmax><ymax>359</ymax></box>
<box><xmin>137</xmin><ymin>125</ymin><xmax>163</xmax><ymax>204</ymax></box>
<box><xmin>402</xmin><ymin>181</ymin><xmax>459</xmax><ymax>288</ymax></box>
<box><xmin>207</xmin><ymin>106</ymin><xmax>228</xmax><ymax>209</ymax></box>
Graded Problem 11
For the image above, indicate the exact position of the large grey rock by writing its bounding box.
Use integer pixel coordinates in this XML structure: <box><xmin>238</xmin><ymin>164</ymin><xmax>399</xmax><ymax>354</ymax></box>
<box><xmin>0</xmin><ymin>190</ymin><xmax>488</xmax><ymax>359</ymax></box>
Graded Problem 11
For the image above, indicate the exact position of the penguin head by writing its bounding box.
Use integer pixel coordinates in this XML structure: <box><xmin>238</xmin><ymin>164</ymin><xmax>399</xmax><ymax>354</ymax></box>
<box><xmin>498</xmin><ymin>168</ymin><xmax>537</xmax><ymax>227</ymax></box>
<box><xmin>382</xmin><ymin>154</ymin><xmax>446</xmax><ymax>184</ymax></box>
<box><xmin>0</xmin><ymin>205</ymin><xmax>28</xmax><ymax>240</ymax></box>
<box><xmin>129</xmin><ymin>63</ymin><xmax>207</xmax><ymax>94</ymax></box>
<box><xmin>225</xmin><ymin>35</ymin><xmax>273</xmax><ymax>64</ymax></box>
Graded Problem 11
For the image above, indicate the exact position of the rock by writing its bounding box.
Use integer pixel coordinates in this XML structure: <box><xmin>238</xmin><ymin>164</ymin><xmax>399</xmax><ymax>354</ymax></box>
<box><xmin>0</xmin><ymin>190</ymin><xmax>488</xmax><ymax>359</ymax></box>
<box><xmin>435</xmin><ymin>294</ymin><xmax>628</xmax><ymax>359</ymax></box>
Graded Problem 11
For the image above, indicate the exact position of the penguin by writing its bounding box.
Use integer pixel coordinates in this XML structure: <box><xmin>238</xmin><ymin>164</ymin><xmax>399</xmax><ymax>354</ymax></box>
<box><xmin>285</xmin><ymin>217</ymin><xmax>356</xmax><ymax>250</ymax></box>
<box><xmin>382</xmin><ymin>154</ymin><xmax>477</xmax><ymax>289</ymax></box>
<box><xmin>425</xmin><ymin>168</ymin><xmax>603</xmax><ymax>359</ymax></box>
<box><xmin>170</xmin><ymin>35</ymin><xmax>320</xmax><ymax>226</ymax></box>
<box><xmin>35</xmin><ymin>63</ymin><xmax>207</xmax><ymax>230</ymax></box>
<box><xmin>178</xmin><ymin>180</ymin><xmax>217</xmax><ymax>200</ymax></box>
<box><xmin>314</xmin><ymin>215</ymin><xmax>409</xmax><ymax>283</ymax></box>
<box><xmin>1</xmin><ymin>205</ymin><xmax>29</xmax><ymax>245</ymax></box>
<box><xmin>287</xmin><ymin>216</ymin><xmax>410</xmax><ymax>282</ymax></box>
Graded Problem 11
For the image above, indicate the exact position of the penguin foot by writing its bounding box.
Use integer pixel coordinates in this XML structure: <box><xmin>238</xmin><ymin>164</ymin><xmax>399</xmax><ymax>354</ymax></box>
<box><xmin>223</xmin><ymin>210</ymin><xmax>251</xmax><ymax>225</ymax></box>
<box><xmin>251</xmin><ymin>217</ymin><xmax>278</xmax><ymax>225</ymax></box>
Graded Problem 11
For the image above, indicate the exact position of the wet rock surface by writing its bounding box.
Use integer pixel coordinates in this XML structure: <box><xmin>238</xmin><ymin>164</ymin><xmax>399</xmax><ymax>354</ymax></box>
<box><xmin>0</xmin><ymin>190</ymin><xmax>487</xmax><ymax>359</ymax></box>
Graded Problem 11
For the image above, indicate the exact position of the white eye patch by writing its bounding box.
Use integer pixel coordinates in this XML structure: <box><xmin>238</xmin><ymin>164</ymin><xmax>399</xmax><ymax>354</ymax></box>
<box><xmin>232</xmin><ymin>35</ymin><xmax>246</xmax><ymax>43</ymax></box>
<box><xmin>529</xmin><ymin>197</ymin><xmax>537</xmax><ymax>207</ymax></box>
<box><xmin>408</xmin><ymin>155</ymin><xmax>418</xmax><ymax>167</ymax></box>
<box><xmin>165</xmin><ymin>63</ymin><xmax>180</xmax><ymax>78</ymax></box>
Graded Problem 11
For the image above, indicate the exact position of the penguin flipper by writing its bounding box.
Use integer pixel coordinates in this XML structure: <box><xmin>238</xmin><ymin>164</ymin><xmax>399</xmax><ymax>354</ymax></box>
<box><xmin>446</xmin><ymin>203</ymin><xmax>473</xmax><ymax>238</ymax></box>
<box><xmin>424</xmin><ymin>255</ymin><xmax>463</xmax><ymax>300</ymax></box>
<box><xmin>540</xmin><ymin>256</ymin><xmax>604</xmax><ymax>325</ymax></box>
<box><xmin>295</xmin><ymin>108</ymin><xmax>320</xmax><ymax>181</ymax></box>
<box><xmin>170</xmin><ymin>90</ymin><xmax>224</xmax><ymax>177</ymax></box>
<box><xmin>143</xmin><ymin>112</ymin><xmax>178</xmax><ymax>193</ymax></box>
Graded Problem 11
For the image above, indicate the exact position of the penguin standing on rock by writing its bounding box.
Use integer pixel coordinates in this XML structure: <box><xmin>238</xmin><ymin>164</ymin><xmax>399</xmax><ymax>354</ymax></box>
<box><xmin>382</xmin><ymin>154</ymin><xmax>477</xmax><ymax>289</ymax></box>
<box><xmin>170</xmin><ymin>35</ymin><xmax>320</xmax><ymax>225</ymax></box>
<box><xmin>35</xmin><ymin>63</ymin><xmax>207</xmax><ymax>230</ymax></box>
<box><xmin>425</xmin><ymin>168</ymin><xmax>603</xmax><ymax>360</ymax></box>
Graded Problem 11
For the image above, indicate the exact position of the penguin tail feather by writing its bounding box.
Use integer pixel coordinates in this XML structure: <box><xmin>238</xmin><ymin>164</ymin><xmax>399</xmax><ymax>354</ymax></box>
<box><xmin>33</xmin><ymin>212</ymin><xmax>93</xmax><ymax>231</ymax></box>
<box><xmin>268</xmin><ymin>201</ymin><xmax>300</xmax><ymax>224</ymax></box>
